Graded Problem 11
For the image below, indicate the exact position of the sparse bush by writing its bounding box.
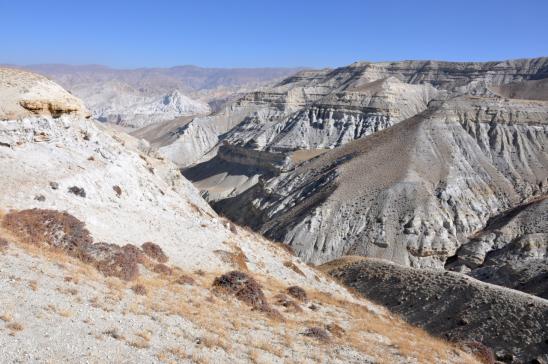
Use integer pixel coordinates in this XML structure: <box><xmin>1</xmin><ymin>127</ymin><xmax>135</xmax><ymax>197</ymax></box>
<box><xmin>141</xmin><ymin>242</ymin><xmax>168</xmax><ymax>263</ymax></box>
<box><xmin>153</xmin><ymin>263</ymin><xmax>173</xmax><ymax>275</ymax></box>
<box><xmin>131</xmin><ymin>284</ymin><xmax>148</xmax><ymax>295</ymax></box>
<box><xmin>68</xmin><ymin>186</ymin><xmax>86</xmax><ymax>197</ymax></box>
<box><xmin>2</xmin><ymin>209</ymin><xmax>146</xmax><ymax>281</ymax></box>
<box><xmin>212</xmin><ymin>271</ymin><xmax>268</xmax><ymax>309</ymax></box>
<box><xmin>273</xmin><ymin>293</ymin><xmax>302</xmax><ymax>313</ymax></box>
<box><xmin>86</xmin><ymin>243</ymin><xmax>141</xmax><ymax>281</ymax></box>
<box><xmin>49</xmin><ymin>181</ymin><xmax>59</xmax><ymax>190</ymax></box>
<box><xmin>2</xmin><ymin>209</ymin><xmax>93</xmax><ymax>254</ymax></box>
<box><xmin>287</xmin><ymin>286</ymin><xmax>307</xmax><ymax>302</ymax></box>
<box><xmin>214</xmin><ymin>248</ymin><xmax>248</xmax><ymax>271</ymax></box>
<box><xmin>302</xmin><ymin>327</ymin><xmax>330</xmax><ymax>342</ymax></box>
<box><xmin>175</xmin><ymin>274</ymin><xmax>195</xmax><ymax>285</ymax></box>
<box><xmin>7</xmin><ymin>322</ymin><xmax>23</xmax><ymax>332</ymax></box>
<box><xmin>326</xmin><ymin>323</ymin><xmax>345</xmax><ymax>338</ymax></box>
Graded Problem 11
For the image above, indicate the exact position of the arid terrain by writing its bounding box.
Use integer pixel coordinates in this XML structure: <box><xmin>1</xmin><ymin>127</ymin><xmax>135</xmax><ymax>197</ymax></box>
<box><xmin>0</xmin><ymin>67</ymin><xmax>491</xmax><ymax>363</ymax></box>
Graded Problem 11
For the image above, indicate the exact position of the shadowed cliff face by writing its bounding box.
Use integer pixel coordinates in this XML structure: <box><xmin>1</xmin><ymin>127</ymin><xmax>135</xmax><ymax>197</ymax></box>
<box><xmin>322</xmin><ymin>257</ymin><xmax>548</xmax><ymax>362</ymax></box>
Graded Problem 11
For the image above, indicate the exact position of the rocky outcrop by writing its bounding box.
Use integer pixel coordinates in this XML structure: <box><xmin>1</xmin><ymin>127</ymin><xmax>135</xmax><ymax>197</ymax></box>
<box><xmin>0</xmin><ymin>67</ymin><xmax>89</xmax><ymax>120</ymax></box>
<box><xmin>215</xmin><ymin>96</ymin><xmax>548</xmax><ymax>268</ymax></box>
<box><xmin>322</xmin><ymin>257</ymin><xmax>548</xmax><ymax>363</ymax></box>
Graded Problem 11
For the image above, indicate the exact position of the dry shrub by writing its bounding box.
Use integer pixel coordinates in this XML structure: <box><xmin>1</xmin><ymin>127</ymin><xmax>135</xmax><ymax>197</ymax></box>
<box><xmin>153</xmin><ymin>263</ymin><xmax>173</xmax><ymax>276</ymax></box>
<box><xmin>83</xmin><ymin>243</ymin><xmax>141</xmax><ymax>281</ymax></box>
<box><xmin>287</xmin><ymin>286</ymin><xmax>307</xmax><ymax>302</ymax></box>
<box><xmin>175</xmin><ymin>274</ymin><xmax>195</xmax><ymax>285</ymax></box>
<box><xmin>2</xmin><ymin>209</ymin><xmax>149</xmax><ymax>281</ymax></box>
<box><xmin>6</xmin><ymin>322</ymin><xmax>23</xmax><ymax>333</ymax></box>
<box><xmin>213</xmin><ymin>271</ymin><xmax>268</xmax><ymax>309</ymax></box>
<box><xmin>214</xmin><ymin>247</ymin><xmax>248</xmax><ymax>271</ymax></box>
<box><xmin>326</xmin><ymin>323</ymin><xmax>345</xmax><ymax>338</ymax></box>
<box><xmin>212</xmin><ymin>270</ymin><xmax>284</xmax><ymax>321</ymax></box>
<box><xmin>301</xmin><ymin>327</ymin><xmax>330</xmax><ymax>342</ymax></box>
<box><xmin>131</xmin><ymin>284</ymin><xmax>148</xmax><ymax>296</ymax></box>
<box><xmin>141</xmin><ymin>242</ymin><xmax>168</xmax><ymax>263</ymax></box>
<box><xmin>2</xmin><ymin>209</ymin><xmax>93</xmax><ymax>254</ymax></box>
<box><xmin>273</xmin><ymin>293</ymin><xmax>302</xmax><ymax>313</ymax></box>
<box><xmin>283</xmin><ymin>261</ymin><xmax>305</xmax><ymax>276</ymax></box>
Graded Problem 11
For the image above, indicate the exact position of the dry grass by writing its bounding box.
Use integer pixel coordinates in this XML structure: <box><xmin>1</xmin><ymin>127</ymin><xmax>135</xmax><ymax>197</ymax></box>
<box><xmin>28</xmin><ymin>280</ymin><xmax>38</xmax><ymax>291</ymax></box>
<box><xmin>46</xmin><ymin>303</ymin><xmax>73</xmax><ymax>317</ymax></box>
<box><xmin>0</xmin><ymin>313</ymin><xmax>13</xmax><ymax>322</ymax></box>
<box><xmin>6</xmin><ymin>322</ymin><xmax>23</xmax><ymax>333</ymax></box>
<box><xmin>129</xmin><ymin>330</ymin><xmax>152</xmax><ymax>349</ymax></box>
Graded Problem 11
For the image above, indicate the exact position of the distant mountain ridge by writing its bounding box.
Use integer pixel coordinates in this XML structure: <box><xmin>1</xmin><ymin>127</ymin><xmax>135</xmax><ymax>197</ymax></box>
<box><xmin>7</xmin><ymin>64</ymin><xmax>303</xmax><ymax>128</ymax></box>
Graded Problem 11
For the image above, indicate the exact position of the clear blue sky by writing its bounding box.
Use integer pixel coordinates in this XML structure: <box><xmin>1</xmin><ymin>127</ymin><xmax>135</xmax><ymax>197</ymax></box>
<box><xmin>1</xmin><ymin>0</ymin><xmax>547</xmax><ymax>68</ymax></box>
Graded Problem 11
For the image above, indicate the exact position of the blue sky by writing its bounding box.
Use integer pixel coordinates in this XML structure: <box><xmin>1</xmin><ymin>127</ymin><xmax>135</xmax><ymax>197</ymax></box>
<box><xmin>1</xmin><ymin>0</ymin><xmax>547</xmax><ymax>68</ymax></box>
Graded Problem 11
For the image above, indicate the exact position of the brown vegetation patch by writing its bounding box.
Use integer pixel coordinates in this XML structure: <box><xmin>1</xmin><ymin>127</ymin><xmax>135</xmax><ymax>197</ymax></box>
<box><xmin>273</xmin><ymin>293</ymin><xmax>302</xmax><ymax>313</ymax></box>
<box><xmin>175</xmin><ymin>274</ymin><xmax>195</xmax><ymax>285</ymax></box>
<box><xmin>212</xmin><ymin>271</ymin><xmax>282</xmax><ymax>320</ymax></box>
<box><xmin>214</xmin><ymin>247</ymin><xmax>248</xmax><ymax>271</ymax></box>
<box><xmin>85</xmin><ymin>243</ymin><xmax>141</xmax><ymax>281</ymax></box>
<box><xmin>2</xmin><ymin>209</ymin><xmax>93</xmax><ymax>254</ymax></box>
<box><xmin>1</xmin><ymin>209</ymin><xmax>167</xmax><ymax>281</ymax></box>
<box><xmin>131</xmin><ymin>284</ymin><xmax>148</xmax><ymax>296</ymax></box>
<box><xmin>301</xmin><ymin>327</ymin><xmax>330</xmax><ymax>342</ymax></box>
<box><xmin>153</xmin><ymin>263</ymin><xmax>173</xmax><ymax>276</ymax></box>
<box><xmin>213</xmin><ymin>271</ymin><xmax>268</xmax><ymax>308</ymax></box>
<box><xmin>326</xmin><ymin>323</ymin><xmax>345</xmax><ymax>338</ymax></box>
<box><xmin>141</xmin><ymin>242</ymin><xmax>168</xmax><ymax>263</ymax></box>
<box><xmin>287</xmin><ymin>286</ymin><xmax>307</xmax><ymax>302</ymax></box>
<box><xmin>6</xmin><ymin>322</ymin><xmax>24</xmax><ymax>334</ymax></box>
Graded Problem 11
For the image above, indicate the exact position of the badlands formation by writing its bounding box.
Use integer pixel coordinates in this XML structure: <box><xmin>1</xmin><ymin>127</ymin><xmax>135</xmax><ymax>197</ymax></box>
<box><xmin>162</xmin><ymin>58</ymin><xmax>547</xmax><ymax>279</ymax></box>
<box><xmin>0</xmin><ymin>68</ymin><xmax>486</xmax><ymax>363</ymax></box>
<box><xmin>131</xmin><ymin>59</ymin><xmax>547</xmax><ymax>362</ymax></box>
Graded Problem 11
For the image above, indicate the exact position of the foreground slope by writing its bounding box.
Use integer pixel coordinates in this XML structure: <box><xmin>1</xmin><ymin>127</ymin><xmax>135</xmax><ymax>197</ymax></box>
<box><xmin>0</xmin><ymin>68</ymin><xmax>476</xmax><ymax>363</ymax></box>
